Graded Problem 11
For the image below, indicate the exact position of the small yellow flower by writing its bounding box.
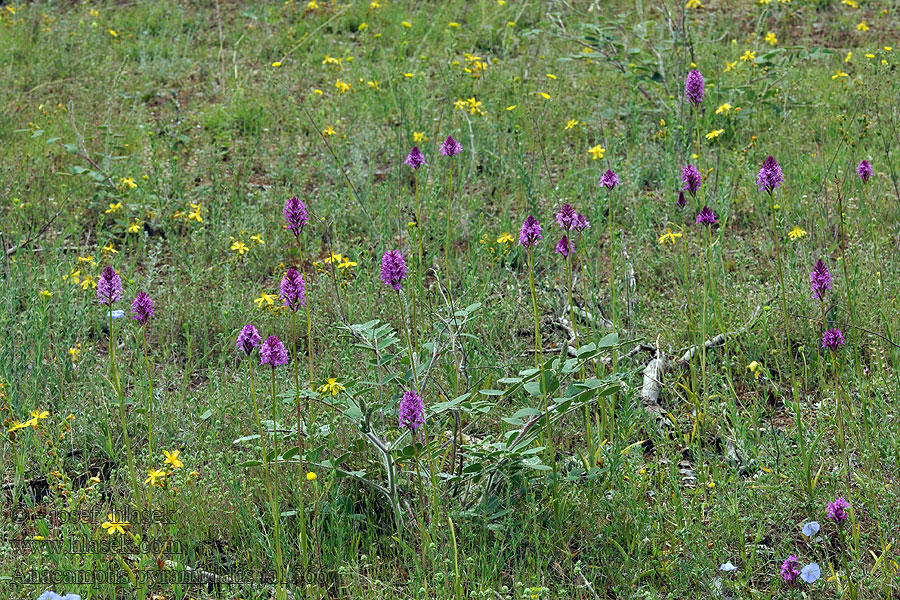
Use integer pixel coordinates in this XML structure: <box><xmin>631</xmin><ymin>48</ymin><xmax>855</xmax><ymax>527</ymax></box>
<box><xmin>254</xmin><ymin>292</ymin><xmax>277</xmax><ymax>309</ymax></box>
<box><xmin>841</xmin><ymin>0</ymin><xmax>857</xmax><ymax>6</ymax></box>
<box><xmin>108</xmin><ymin>29</ymin><xmax>117</xmax><ymax>37</ymax></box>
<box><xmin>448</xmin><ymin>22</ymin><xmax>460</xmax><ymax>28</ymax></box>
<box><xmin>538</xmin><ymin>92</ymin><xmax>551</xmax><ymax>100</ymax></box>
<box><xmin>39</xmin><ymin>290</ymin><xmax>52</xmax><ymax>299</ymax></box>
<box><xmin>366</xmin><ymin>80</ymin><xmax>380</xmax><ymax>89</ymax></box>
<box><xmin>403</xmin><ymin>72</ymin><xmax>414</xmax><ymax>78</ymax></box>
<box><xmin>101</xmin><ymin>515</ymin><xmax>130</xmax><ymax>536</ymax></box>
<box><xmin>740</xmin><ymin>50</ymin><xmax>756</xmax><ymax>62</ymax></box>
<box><xmin>335</xmin><ymin>79</ymin><xmax>351</xmax><ymax>94</ymax></box>
<box><xmin>564</xmin><ymin>118</ymin><xmax>579</xmax><ymax>130</ymax></box>
<box><xmin>318</xmin><ymin>378</ymin><xmax>346</xmax><ymax>396</ymax></box>
<box><xmin>337</xmin><ymin>256</ymin><xmax>357</xmax><ymax>270</ymax></box>
<box><xmin>885</xmin><ymin>46</ymin><xmax>893</xmax><ymax>52</ymax></box>
<box><xmin>845</xmin><ymin>52</ymin><xmax>853</xmax><ymax>63</ymax></box>
<box><xmin>28</xmin><ymin>410</ymin><xmax>49</xmax><ymax>428</ymax></box>
<box><xmin>832</xmin><ymin>70</ymin><xmax>848</xmax><ymax>79</ymax></box>
<box><xmin>497</xmin><ymin>232</ymin><xmax>514</xmax><ymax>244</ymax></box>
<box><xmin>764</xmin><ymin>32</ymin><xmax>777</xmax><ymax>46</ymax></box>
<box><xmin>127</xmin><ymin>219</ymin><xmax>142</xmax><ymax>233</ymax></box>
<box><xmin>715</xmin><ymin>102</ymin><xmax>732</xmax><ymax>115</ymax></box>
<box><xmin>401</xmin><ymin>21</ymin><xmax>411</xmax><ymax>28</ymax></box>
<box><xmin>8</xmin><ymin>420</ymin><xmax>28</xmax><ymax>433</ymax></box>
<box><xmin>272</xmin><ymin>61</ymin><xmax>282</xmax><ymax>68</ymax></box>
<box><xmin>68</xmin><ymin>343</ymin><xmax>82</xmax><ymax>363</ymax></box>
<box><xmin>866</xmin><ymin>53</ymin><xmax>875</xmax><ymax>59</ymax></box>
<box><xmin>588</xmin><ymin>144</ymin><xmax>606</xmax><ymax>160</ymax></box>
<box><xmin>413</xmin><ymin>131</ymin><xmax>427</xmax><ymax>142</ymax></box>
<box><xmin>506</xmin><ymin>105</ymin><xmax>517</xmax><ymax>111</ymax></box>
<box><xmin>120</xmin><ymin>176</ymin><xmax>137</xmax><ymax>189</ymax></box>
<box><xmin>657</xmin><ymin>228</ymin><xmax>683</xmax><ymax>245</ymax></box>
<box><xmin>322</xmin><ymin>126</ymin><xmax>336</xmax><ymax>137</ymax></box>
<box><xmin>723</xmin><ymin>61</ymin><xmax>736</xmax><ymax>72</ymax></box>
<box><xmin>250</xmin><ymin>234</ymin><xmax>264</xmax><ymax>245</ymax></box>
<box><xmin>546</xmin><ymin>73</ymin><xmax>557</xmax><ymax>80</ymax></box>
<box><xmin>105</xmin><ymin>202</ymin><xmax>122</xmax><ymax>214</ymax></box>
<box><xmin>102</xmin><ymin>243</ymin><xmax>118</xmax><ymax>255</ymax></box>
<box><xmin>144</xmin><ymin>468</ymin><xmax>166</xmax><ymax>486</ymax></box>
<box><xmin>164</xmin><ymin>450</ymin><xmax>184</xmax><ymax>469</ymax></box>
<box><xmin>686</xmin><ymin>0</ymin><xmax>703</xmax><ymax>8</ymax></box>
<box><xmin>857</xmin><ymin>20</ymin><xmax>868</xmax><ymax>31</ymax></box>
<box><xmin>306</xmin><ymin>471</ymin><xmax>317</xmax><ymax>481</ymax></box>
<box><xmin>747</xmin><ymin>361</ymin><xmax>762</xmax><ymax>379</ymax></box>
<box><xmin>187</xmin><ymin>202</ymin><xmax>204</xmax><ymax>223</ymax></box>
<box><xmin>787</xmin><ymin>226</ymin><xmax>808</xmax><ymax>240</ymax></box>
<box><xmin>230</xmin><ymin>241</ymin><xmax>249</xmax><ymax>255</ymax></box>
<box><xmin>357</xmin><ymin>22</ymin><xmax>367</xmax><ymax>31</ymax></box>
<box><xmin>705</xmin><ymin>128</ymin><xmax>724</xmax><ymax>140</ymax></box>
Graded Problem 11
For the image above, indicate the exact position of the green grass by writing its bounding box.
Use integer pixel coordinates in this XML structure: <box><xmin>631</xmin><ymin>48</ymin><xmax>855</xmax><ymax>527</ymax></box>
<box><xmin>3</xmin><ymin>0</ymin><xmax>900</xmax><ymax>598</ymax></box>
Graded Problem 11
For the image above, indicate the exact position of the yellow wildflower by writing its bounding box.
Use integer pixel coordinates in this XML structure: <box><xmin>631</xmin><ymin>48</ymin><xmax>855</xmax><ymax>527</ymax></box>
<box><xmin>120</xmin><ymin>176</ymin><xmax>137</xmax><ymax>189</ymax></box>
<box><xmin>686</xmin><ymin>0</ymin><xmax>703</xmax><ymax>8</ymax></box>
<box><xmin>101</xmin><ymin>514</ymin><xmax>130</xmax><ymax>535</ymax></box>
<box><xmin>144</xmin><ymin>468</ymin><xmax>166</xmax><ymax>486</ymax></box>
<box><xmin>127</xmin><ymin>219</ymin><xmax>142</xmax><ymax>233</ymax></box>
<box><xmin>705</xmin><ymin>129</ymin><xmax>724</xmax><ymax>140</ymax></box>
<box><xmin>164</xmin><ymin>450</ymin><xmax>184</xmax><ymax>469</ymax></box>
<box><xmin>747</xmin><ymin>361</ymin><xmax>762</xmax><ymax>379</ymax></box>
<box><xmin>715</xmin><ymin>103</ymin><xmax>732</xmax><ymax>115</ymax></box>
<box><xmin>250</xmin><ymin>234</ymin><xmax>264</xmax><ymax>245</ymax></box>
<box><xmin>272</xmin><ymin>61</ymin><xmax>282</xmax><ymax>68</ymax></box>
<box><xmin>306</xmin><ymin>472</ymin><xmax>317</xmax><ymax>481</ymax></box>
<box><xmin>497</xmin><ymin>232</ymin><xmax>514</xmax><ymax>244</ymax></box>
<box><xmin>335</xmin><ymin>79</ymin><xmax>351</xmax><ymax>94</ymax></box>
<box><xmin>413</xmin><ymin>131</ymin><xmax>427</xmax><ymax>143</ymax></box>
<box><xmin>39</xmin><ymin>290</ymin><xmax>52</xmax><ymax>299</ymax></box>
<box><xmin>832</xmin><ymin>70</ymin><xmax>848</xmax><ymax>79</ymax></box>
<box><xmin>401</xmin><ymin>21</ymin><xmax>411</xmax><ymax>28</ymax></box>
<box><xmin>723</xmin><ymin>61</ymin><xmax>736</xmax><ymax>72</ymax></box>
<box><xmin>318</xmin><ymin>378</ymin><xmax>346</xmax><ymax>396</ymax></box>
<box><xmin>857</xmin><ymin>21</ymin><xmax>868</xmax><ymax>31</ymax></box>
<box><xmin>564</xmin><ymin>118</ymin><xmax>579</xmax><ymax>130</ymax></box>
<box><xmin>322</xmin><ymin>126</ymin><xmax>336</xmax><ymax>137</ymax></box>
<box><xmin>764</xmin><ymin>32</ymin><xmax>777</xmax><ymax>45</ymax></box>
<box><xmin>254</xmin><ymin>292</ymin><xmax>277</xmax><ymax>308</ymax></box>
<box><xmin>657</xmin><ymin>228</ymin><xmax>683</xmax><ymax>245</ymax></box>
<box><xmin>588</xmin><ymin>144</ymin><xmax>606</xmax><ymax>160</ymax></box>
<box><xmin>68</xmin><ymin>343</ymin><xmax>82</xmax><ymax>363</ymax></box>
<box><xmin>787</xmin><ymin>226</ymin><xmax>807</xmax><ymax>240</ymax></box>
<box><xmin>230</xmin><ymin>241</ymin><xmax>249</xmax><ymax>255</ymax></box>
<box><xmin>740</xmin><ymin>50</ymin><xmax>756</xmax><ymax>62</ymax></box>
<box><xmin>105</xmin><ymin>202</ymin><xmax>122</xmax><ymax>214</ymax></box>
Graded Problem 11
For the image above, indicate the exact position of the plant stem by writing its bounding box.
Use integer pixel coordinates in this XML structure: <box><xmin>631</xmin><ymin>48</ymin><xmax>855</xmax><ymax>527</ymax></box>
<box><xmin>109</xmin><ymin>311</ymin><xmax>141</xmax><ymax>503</ymax></box>
<box><xmin>141</xmin><ymin>326</ymin><xmax>154</xmax><ymax>459</ymax></box>
<box><xmin>444</xmin><ymin>160</ymin><xmax>453</xmax><ymax>287</ymax></box>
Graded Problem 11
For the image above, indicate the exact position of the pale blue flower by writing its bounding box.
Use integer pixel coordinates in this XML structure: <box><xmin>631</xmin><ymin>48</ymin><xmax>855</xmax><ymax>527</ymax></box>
<box><xmin>801</xmin><ymin>521</ymin><xmax>820</xmax><ymax>537</ymax></box>
<box><xmin>719</xmin><ymin>562</ymin><xmax>738</xmax><ymax>572</ymax></box>
<box><xmin>800</xmin><ymin>563</ymin><xmax>820</xmax><ymax>584</ymax></box>
<box><xmin>38</xmin><ymin>593</ymin><xmax>82</xmax><ymax>600</ymax></box>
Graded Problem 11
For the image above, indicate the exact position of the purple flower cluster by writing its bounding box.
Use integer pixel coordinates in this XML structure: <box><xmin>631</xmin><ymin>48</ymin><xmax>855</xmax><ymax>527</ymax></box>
<box><xmin>810</xmin><ymin>259</ymin><xmax>832</xmax><ymax>300</ymax></box>
<box><xmin>780</xmin><ymin>555</ymin><xmax>801</xmax><ymax>585</ymax></box>
<box><xmin>598</xmin><ymin>169</ymin><xmax>620</xmax><ymax>190</ymax></box>
<box><xmin>380</xmin><ymin>250</ymin><xmax>408</xmax><ymax>291</ymax></box>
<box><xmin>279</xmin><ymin>268</ymin><xmax>306</xmax><ymax>311</ymax></box>
<box><xmin>695</xmin><ymin>205</ymin><xmax>717</xmax><ymax>226</ymax></box>
<box><xmin>677</xmin><ymin>191</ymin><xmax>687</xmax><ymax>209</ymax></box>
<box><xmin>555</xmin><ymin>235</ymin><xmax>572</xmax><ymax>258</ymax></box>
<box><xmin>260</xmin><ymin>335</ymin><xmax>289</xmax><ymax>368</ymax></box>
<box><xmin>821</xmin><ymin>328</ymin><xmax>845</xmax><ymax>351</ymax></box>
<box><xmin>236</xmin><ymin>324</ymin><xmax>262</xmax><ymax>356</ymax></box>
<box><xmin>555</xmin><ymin>203</ymin><xmax>576</xmax><ymax>230</ymax></box>
<box><xmin>97</xmin><ymin>266</ymin><xmax>123</xmax><ymax>306</ymax></box>
<box><xmin>404</xmin><ymin>146</ymin><xmax>426</xmax><ymax>169</ymax></box>
<box><xmin>572</xmin><ymin>213</ymin><xmax>590</xmax><ymax>232</ymax></box>
<box><xmin>757</xmin><ymin>156</ymin><xmax>784</xmax><ymax>193</ymax></box>
<box><xmin>518</xmin><ymin>215</ymin><xmax>543</xmax><ymax>248</ymax></box>
<box><xmin>283</xmin><ymin>197</ymin><xmax>309</xmax><ymax>237</ymax></box>
<box><xmin>131</xmin><ymin>292</ymin><xmax>154</xmax><ymax>325</ymax></box>
<box><xmin>398</xmin><ymin>390</ymin><xmax>425</xmax><ymax>432</ymax></box>
<box><xmin>826</xmin><ymin>496</ymin><xmax>850</xmax><ymax>523</ymax></box>
<box><xmin>682</xmin><ymin>164</ymin><xmax>702</xmax><ymax>197</ymax></box>
<box><xmin>685</xmin><ymin>69</ymin><xmax>705</xmax><ymax>106</ymax></box>
<box><xmin>857</xmin><ymin>160</ymin><xmax>873</xmax><ymax>183</ymax></box>
<box><xmin>439</xmin><ymin>135</ymin><xmax>463</xmax><ymax>157</ymax></box>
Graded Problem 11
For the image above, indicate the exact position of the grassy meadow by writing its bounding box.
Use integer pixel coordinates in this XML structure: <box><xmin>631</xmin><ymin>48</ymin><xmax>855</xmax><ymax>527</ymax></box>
<box><xmin>3</xmin><ymin>0</ymin><xmax>900</xmax><ymax>598</ymax></box>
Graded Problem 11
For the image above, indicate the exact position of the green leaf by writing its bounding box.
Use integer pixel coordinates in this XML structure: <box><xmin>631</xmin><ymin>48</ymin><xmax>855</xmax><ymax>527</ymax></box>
<box><xmin>198</xmin><ymin>408</ymin><xmax>213</xmax><ymax>420</ymax></box>
<box><xmin>64</xmin><ymin>143</ymin><xmax>79</xmax><ymax>155</ymax></box>
<box><xmin>240</xmin><ymin>460</ymin><xmax>263</xmax><ymax>468</ymax></box>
